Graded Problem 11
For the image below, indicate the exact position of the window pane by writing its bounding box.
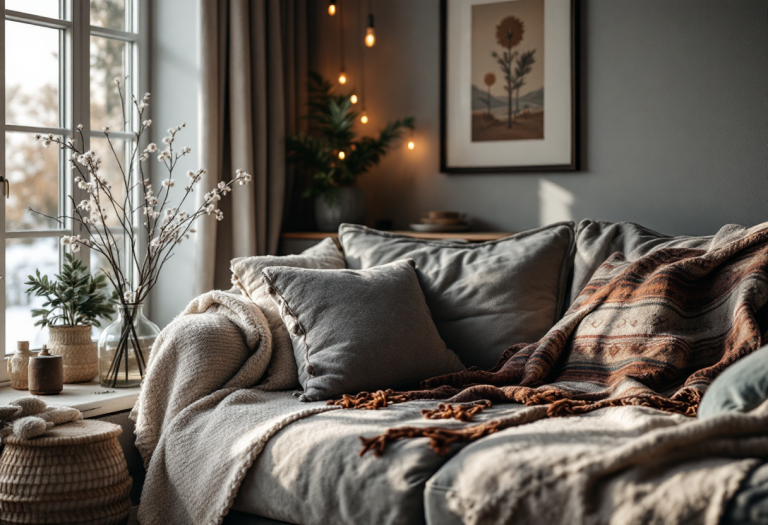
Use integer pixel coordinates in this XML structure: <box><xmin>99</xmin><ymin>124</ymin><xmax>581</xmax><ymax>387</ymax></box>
<box><xmin>5</xmin><ymin>133</ymin><xmax>61</xmax><ymax>231</ymax></box>
<box><xmin>89</xmin><ymin>137</ymin><xmax>129</xmax><ymax>228</ymax></box>
<box><xmin>90</xmin><ymin>234</ymin><xmax>123</xmax><ymax>340</ymax></box>
<box><xmin>6</xmin><ymin>0</ymin><xmax>62</xmax><ymax>19</ymax></box>
<box><xmin>5</xmin><ymin>22</ymin><xmax>61</xmax><ymax>128</ymax></box>
<box><xmin>6</xmin><ymin>237</ymin><xmax>59</xmax><ymax>352</ymax></box>
<box><xmin>90</xmin><ymin>0</ymin><xmax>127</xmax><ymax>32</ymax></box>
<box><xmin>90</xmin><ymin>36</ymin><xmax>128</xmax><ymax>131</ymax></box>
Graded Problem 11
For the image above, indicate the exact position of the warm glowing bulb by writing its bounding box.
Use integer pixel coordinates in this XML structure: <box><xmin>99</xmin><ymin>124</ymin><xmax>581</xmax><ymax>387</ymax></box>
<box><xmin>365</xmin><ymin>27</ymin><xmax>376</xmax><ymax>47</ymax></box>
<box><xmin>328</xmin><ymin>1</ymin><xmax>336</xmax><ymax>15</ymax></box>
<box><xmin>338</xmin><ymin>151</ymin><xmax>346</xmax><ymax>160</ymax></box>
<box><xmin>338</xmin><ymin>72</ymin><xmax>347</xmax><ymax>84</ymax></box>
<box><xmin>360</xmin><ymin>112</ymin><xmax>369</xmax><ymax>124</ymax></box>
<box><xmin>350</xmin><ymin>94</ymin><xmax>358</xmax><ymax>104</ymax></box>
<box><xmin>407</xmin><ymin>140</ymin><xmax>415</xmax><ymax>150</ymax></box>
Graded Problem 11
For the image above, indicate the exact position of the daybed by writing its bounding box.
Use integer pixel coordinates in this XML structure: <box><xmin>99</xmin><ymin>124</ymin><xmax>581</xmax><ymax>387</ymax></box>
<box><xmin>130</xmin><ymin>219</ymin><xmax>768</xmax><ymax>525</ymax></box>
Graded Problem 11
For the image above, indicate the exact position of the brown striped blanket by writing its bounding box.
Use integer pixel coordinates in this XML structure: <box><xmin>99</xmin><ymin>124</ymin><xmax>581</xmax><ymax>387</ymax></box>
<box><xmin>332</xmin><ymin>222</ymin><xmax>768</xmax><ymax>455</ymax></box>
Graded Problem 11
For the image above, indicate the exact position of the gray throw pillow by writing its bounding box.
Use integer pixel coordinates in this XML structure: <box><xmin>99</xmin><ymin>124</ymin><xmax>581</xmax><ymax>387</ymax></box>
<box><xmin>261</xmin><ymin>259</ymin><xmax>465</xmax><ymax>402</ymax></box>
<box><xmin>230</xmin><ymin>238</ymin><xmax>345</xmax><ymax>391</ymax></box>
<box><xmin>698</xmin><ymin>344</ymin><xmax>768</xmax><ymax>419</ymax></box>
<box><xmin>338</xmin><ymin>223</ymin><xmax>575</xmax><ymax>369</ymax></box>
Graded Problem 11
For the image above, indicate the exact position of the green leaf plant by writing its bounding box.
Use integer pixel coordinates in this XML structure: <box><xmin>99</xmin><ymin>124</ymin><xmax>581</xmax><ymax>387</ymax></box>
<box><xmin>25</xmin><ymin>253</ymin><xmax>119</xmax><ymax>328</ymax></box>
<box><xmin>286</xmin><ymin>72</ymin><xmax>415</xmax><ymax>206</ymax></box>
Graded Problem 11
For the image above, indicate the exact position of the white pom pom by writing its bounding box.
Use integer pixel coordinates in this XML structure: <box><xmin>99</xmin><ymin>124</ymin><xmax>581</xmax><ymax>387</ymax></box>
<box><xmin>13</xmin><ymin>417</ymin><xmax>51</xmax><ymax>439</ymax></box>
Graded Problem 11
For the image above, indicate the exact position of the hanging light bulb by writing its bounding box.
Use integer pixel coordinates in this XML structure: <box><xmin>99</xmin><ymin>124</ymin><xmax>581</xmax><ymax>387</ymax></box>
<box><xmin>365</xmin><ymin>14</ymin><xmax>375</xmax><ymax>47</ymax></box>
<box><xmin>360</xmin><ymin>111</ymin><xmax>369</xmax><ymax>124</ymax></box>
<box><xmin>407</xmin><ymin>139</ymin><xmax>415</xmax><ymax>151</ymax></box>
<box><xmin>338</xmin><ymin>151</ymin><xmax>346</xmax><ymax>160</ymax></box>
<box><xmin>350</xmin><ymin>93</ymin><xmax>358</xmax><ymax>104</ymax></box>
<box><xmin>338</xmin><ymin>71</ymin><xmax>347</xmax><ymax>84</ymax></box>
<box><xmin>328</xmin><ymin>0</ymin><xmax>336</xmax><ymax>16</ymax></box>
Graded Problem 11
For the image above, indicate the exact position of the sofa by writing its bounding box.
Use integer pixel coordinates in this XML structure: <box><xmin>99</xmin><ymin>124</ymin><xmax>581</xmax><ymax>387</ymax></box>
<box><xmin>133</xmin><ymin>219</ymin><xmax>768</xmax><ymax>525</ymax></box>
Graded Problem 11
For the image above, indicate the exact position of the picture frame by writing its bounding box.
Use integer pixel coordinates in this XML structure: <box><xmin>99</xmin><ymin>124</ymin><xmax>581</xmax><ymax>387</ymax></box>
<box><xmin>440</xmin><ymin>0</ymin><xmax>578</xmax><ymax>173</ymax></box>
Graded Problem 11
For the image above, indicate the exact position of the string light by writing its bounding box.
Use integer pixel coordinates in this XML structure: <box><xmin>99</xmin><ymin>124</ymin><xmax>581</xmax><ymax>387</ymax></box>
<box><xmin>365</xmin><ymin>15</ymin><xmax>375</xmax><ymax>47</ymax></box>
<box><xmin>328</xmin><ymin>0</ymin><xmax>336</xmax><ymax>16</ymax></box>
<box><xmin>360</xmin><ymin>112</ymin><xmax>369</xmax><ymax>124</ymax></box>
<box><xmin>350</xmin><ymin>94</ymin><xmax>358</xmax><ymax>104</ymax></box>
<box><xmin>338</xmin><ymin>151</ymin><xmax>346</xmax><ymax>160</ymax></box>
<box><xmin>365</xmin><ymin>0</ymin><xmax>375</xmax><ymax>47</ymax></box>
<box><xmin>338</xmin><ymin>0</ymin><xmax>346</xmax><ymax>85</ymax></box>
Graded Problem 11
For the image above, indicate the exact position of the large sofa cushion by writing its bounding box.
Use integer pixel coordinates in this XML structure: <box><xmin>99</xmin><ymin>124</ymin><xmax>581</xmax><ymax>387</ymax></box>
<box><xmin>230</xmin><ymin>238</ymin><xmax>346</xmax><ymax>390</ymax></box>
<box><xmin>261</xmin><ymin>260</ymin><xmax>464</xmax><ymax>402</ymax></box>
<box><xmin>568</xmin><ymin>219</ymin><xmax>722</xmax><ymax>308</ymax></box>
<box><xmin>338</xmin><ymin>222</ymin><xmax>575</xmax><ymax>369</ymax></box>
<box><xmin>231</xmin><ymin>401</ymin><xmax>525</xmax><ymax>525</ymax></box>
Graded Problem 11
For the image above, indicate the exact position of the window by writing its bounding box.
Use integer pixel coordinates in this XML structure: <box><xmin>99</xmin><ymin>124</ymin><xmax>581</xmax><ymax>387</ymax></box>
<box><xmin>0</xmin><ymin>0</ymin><xmax>147</xmax><ymax>380</ymax></box>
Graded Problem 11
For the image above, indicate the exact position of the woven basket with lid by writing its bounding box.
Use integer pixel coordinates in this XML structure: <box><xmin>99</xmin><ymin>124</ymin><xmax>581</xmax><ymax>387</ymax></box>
<box><xmin>0</xmin><ymin>420</ymin><xmax>132</xmax><ymax>524</ymax></box>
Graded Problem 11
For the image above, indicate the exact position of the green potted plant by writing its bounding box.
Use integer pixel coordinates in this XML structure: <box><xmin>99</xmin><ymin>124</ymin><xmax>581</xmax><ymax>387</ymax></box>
<box><xmin>25</xmin><ymin>253</ymin><xmax>118</xmax><ymax>383</ymax></box>
<box><xmin>286</xmin><ymin>73</ymin><xmax>414</xmax><ymax>231</ymax></box>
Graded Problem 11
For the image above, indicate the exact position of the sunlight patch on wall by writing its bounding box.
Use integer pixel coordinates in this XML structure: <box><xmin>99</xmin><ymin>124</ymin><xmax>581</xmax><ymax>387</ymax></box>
<box><xmin>538</xmin><ymin>179</ymin><xmax>574</xmax><ymax>226</ymax></box>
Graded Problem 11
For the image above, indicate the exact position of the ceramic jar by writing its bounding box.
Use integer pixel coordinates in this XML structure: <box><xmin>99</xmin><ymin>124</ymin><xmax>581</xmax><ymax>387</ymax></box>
<box><xmin>28</xmin><ymin>345</ymin><xmax>63</xmax><ymax>395</ymax></box>
<box><xmin>7</xmin><ymin>341</ymin><xmax>34</xmax><ymax>390</ymax></box>
<box><xmin>47</xmin><ymin>325</ymin><xmax>98</xmax><ymax>383</ymax></box>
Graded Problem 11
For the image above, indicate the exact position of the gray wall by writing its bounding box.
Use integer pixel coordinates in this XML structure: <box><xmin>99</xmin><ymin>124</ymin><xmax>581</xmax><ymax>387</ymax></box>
<box><xmin>309</xmin><ymin>0</ymin><xmax>768</xmax><ymax>236</ymax></box>
<box><xmin>147</xmin><ymin>0</ymin><xmax>768</xmax><ymax>326</ymax></box>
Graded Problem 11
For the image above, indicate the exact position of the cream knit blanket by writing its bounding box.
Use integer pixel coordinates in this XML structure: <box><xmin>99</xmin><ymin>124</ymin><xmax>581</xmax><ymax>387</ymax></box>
<box><xmin>440</xmin><ymin>402</ymin><xmax>768</xmax><ymax>525</ymax></box>
<box><xmin>130</xmin><ymin>291</ymin><xmax>337</xmax><ymax>524</ymax></box>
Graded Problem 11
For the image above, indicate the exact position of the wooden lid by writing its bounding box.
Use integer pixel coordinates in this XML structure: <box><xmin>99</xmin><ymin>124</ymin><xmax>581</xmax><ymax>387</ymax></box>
<box><xmin>3</xmin><ymin>420</ymin><xmax>121</xmax><ymax>447</ymax></box>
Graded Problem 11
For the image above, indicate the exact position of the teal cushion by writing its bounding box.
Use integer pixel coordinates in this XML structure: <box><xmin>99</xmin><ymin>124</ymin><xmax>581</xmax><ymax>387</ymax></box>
<box><xmin>698</xmin><ymin>344</ymin><xmax>768</xmax><ymax>419</ymax></box>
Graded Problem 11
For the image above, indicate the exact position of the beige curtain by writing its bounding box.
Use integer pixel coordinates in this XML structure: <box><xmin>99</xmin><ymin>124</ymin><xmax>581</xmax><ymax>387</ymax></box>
<box><xmin>195</xmin><ymin>0</ymin><xmax>308</xmax><ymax>293</ymax></box>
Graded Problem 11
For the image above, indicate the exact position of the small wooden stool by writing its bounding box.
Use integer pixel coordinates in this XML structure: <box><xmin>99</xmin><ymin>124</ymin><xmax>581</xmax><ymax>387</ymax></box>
<box><xmin>0</xmin><ymin>420</ymin><xmax>132</xmax><ymax>524</ymax></box>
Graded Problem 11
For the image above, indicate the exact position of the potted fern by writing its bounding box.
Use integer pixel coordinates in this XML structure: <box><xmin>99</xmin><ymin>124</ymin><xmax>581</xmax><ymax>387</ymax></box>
<box><xmin>286</xmin><ymin>73</ymin><xmax>414</xmax><ymax>231</ymax></box>
<box><xmin>25</xmin><ymin>253</ymin><xmax>118</xmax><ymax>383</ymax></box>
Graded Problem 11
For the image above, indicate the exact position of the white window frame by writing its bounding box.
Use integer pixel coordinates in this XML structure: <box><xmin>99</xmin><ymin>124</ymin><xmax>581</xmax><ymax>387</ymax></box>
<box><xmin>0</xmin><ymin>0</ymin><xmax>149</xmax><ymax>383</ymax></box>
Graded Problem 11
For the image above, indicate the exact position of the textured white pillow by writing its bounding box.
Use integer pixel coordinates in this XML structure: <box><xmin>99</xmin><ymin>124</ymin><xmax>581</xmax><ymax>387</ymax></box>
<box><xmin>230</xmin><ymin>238</ymin><xmax>346</xmax><ymax>390</ymax></box>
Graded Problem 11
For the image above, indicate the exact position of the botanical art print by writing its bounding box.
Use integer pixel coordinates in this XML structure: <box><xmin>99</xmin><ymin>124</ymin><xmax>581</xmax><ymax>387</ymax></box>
<box><xmin>471</xmin><ymin>0</ymin><xmax>544</xmax><ymax>142</ymax></box>
<box><xmin>441</xmin><ymin>0</ymin><xmax>576</xmax><ymax>172</ymax></box>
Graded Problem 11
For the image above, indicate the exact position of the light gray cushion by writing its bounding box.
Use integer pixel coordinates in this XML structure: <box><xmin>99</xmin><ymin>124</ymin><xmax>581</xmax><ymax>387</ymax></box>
<box><xmin>230</xmin><ymin>238</ymin><xmax>346</xmax><ymax>391</ymax></box>
<box><xmin>568</xmin><ymin>219</ymin><xmax>737</xmax><ymax>308</ymax></box>
<box><xmin>262</xmin><ymin>259</ymin><xmax>465</xmax><ymax>402</ymax></box>
<box><xmin>339</xmin><ymin>223</ymin><xmax>575</xmax><ymax>369</ymax></box>
<box><xmin>699</xmin><ymin>344</ymin><xmax>768</xmax><ymax>419</ymax></box>
<box><xmin>232</xmin><ymin>400</ymin><xmax>474</xmax><ymax>525</ymax></box>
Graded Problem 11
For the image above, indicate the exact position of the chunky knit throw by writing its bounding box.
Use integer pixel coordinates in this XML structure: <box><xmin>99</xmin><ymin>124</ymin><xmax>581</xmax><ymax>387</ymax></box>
<box><xmin>333</xmin><ymin>222</ymin><xmax>768</xmax><ymax>455</ymax></box>
<box><xmin>131</xmin><ymin>291</ymin><xmax>337</xmax><ymax>524</ymax></box>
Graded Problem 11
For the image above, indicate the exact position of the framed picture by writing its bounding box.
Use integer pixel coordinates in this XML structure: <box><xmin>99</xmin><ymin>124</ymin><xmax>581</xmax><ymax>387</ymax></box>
<box><xmin>440</xmin><ymin>0</ymin><xmax>578</xmax><ymax>173</ymax></box>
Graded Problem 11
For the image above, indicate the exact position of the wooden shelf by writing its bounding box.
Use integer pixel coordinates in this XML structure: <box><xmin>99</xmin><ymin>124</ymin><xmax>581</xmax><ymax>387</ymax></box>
<box><xmin>281</xmin><ymin>231</ymin><xmax>516</xmax><ymax>242</ymax></box>
<box><xmin>0</xmin><ymin>381</ymin><xmax>139</xmax><ymax>419</ymax></box>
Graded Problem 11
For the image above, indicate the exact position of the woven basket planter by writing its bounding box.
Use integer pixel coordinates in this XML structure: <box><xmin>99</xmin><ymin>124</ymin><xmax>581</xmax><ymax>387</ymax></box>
<box><xmin>48</xmin><ymin>326</ymin><xmax>98</xmax><ymax>384</ymax></box>
<box><xmin>0</xmin><ymin>420</ymin><xmax>131</xmax><ymax>524</ymax></box>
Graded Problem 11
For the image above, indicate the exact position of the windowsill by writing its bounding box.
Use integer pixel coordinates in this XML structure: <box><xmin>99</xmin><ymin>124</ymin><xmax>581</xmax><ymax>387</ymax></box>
<box><xmin>0</xmin><ymin>381</ymin><xmax>139</xmax><ymax>418</ymax></box>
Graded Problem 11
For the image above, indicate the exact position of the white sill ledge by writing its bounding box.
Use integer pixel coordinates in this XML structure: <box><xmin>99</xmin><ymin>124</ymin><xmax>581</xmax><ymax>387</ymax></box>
<box><xmin>0</xmin><ymin>381</ymin><xmax>139</xmax><ymax>419</ymax></box>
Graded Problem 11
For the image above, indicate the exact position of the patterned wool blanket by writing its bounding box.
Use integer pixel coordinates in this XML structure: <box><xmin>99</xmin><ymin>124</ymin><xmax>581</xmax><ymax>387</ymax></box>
<box><xmin>332</xmin><ymin>223</ymin><xmax>768</xmax><ymax>456</ymax></box>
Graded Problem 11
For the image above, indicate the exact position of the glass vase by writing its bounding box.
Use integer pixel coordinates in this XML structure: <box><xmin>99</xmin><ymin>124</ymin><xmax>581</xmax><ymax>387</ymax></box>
<box><xmin>98</xmin><ymin>303</ymin><xmax>160</xmax><ymax>388</ymax></box>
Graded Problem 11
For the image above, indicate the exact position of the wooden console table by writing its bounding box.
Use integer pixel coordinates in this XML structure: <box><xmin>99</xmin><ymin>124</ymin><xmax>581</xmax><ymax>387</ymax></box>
<box><xmin>281</xmin><ymin>231</ymin><xmax>515</xmax><ymax>242</ymax></box>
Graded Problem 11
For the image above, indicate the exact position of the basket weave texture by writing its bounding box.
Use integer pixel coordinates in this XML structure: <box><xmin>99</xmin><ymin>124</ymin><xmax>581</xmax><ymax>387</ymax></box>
<box><xmin>0</xmin><ymin>420</ymin><xmax>132</xmax><ymax>524</ymax></box>
<box><xmin>47</xmin><ymin>326</ymin><xmax>98</xmax><ymax>384</ymax></box>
